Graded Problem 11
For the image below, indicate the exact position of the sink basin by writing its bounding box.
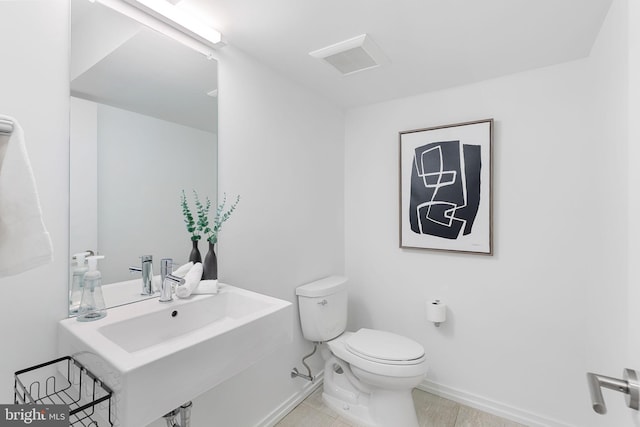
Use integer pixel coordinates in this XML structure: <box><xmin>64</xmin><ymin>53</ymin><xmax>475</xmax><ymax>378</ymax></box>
<box><xmin>58</xmin><ymin>283</ymin><xmax>292</xmax><ymax>426</ymax></box>
<box><xmin>98</xmin><ymin>287</ymin><xmax>280</xmax><ymax>354</ymax></box>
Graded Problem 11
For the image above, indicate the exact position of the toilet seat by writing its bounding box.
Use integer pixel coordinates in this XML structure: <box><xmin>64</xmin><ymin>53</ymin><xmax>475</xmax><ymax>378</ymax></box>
<box><xmin>345</xmin><ymin>328</ymin><xmax>425</xmax><ymax>365</ymax></box>
<box><xmin>328</xmin><ymin>330</ymin><xmax>427</xmax><ymax>378</ymax></box>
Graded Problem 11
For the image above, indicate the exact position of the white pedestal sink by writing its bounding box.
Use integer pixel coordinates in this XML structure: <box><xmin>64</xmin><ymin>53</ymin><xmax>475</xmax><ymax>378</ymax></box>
<box><xmin>58</xmin><ymin>283</ymin><xmax>292</xmax><ymax>426</ymax></box>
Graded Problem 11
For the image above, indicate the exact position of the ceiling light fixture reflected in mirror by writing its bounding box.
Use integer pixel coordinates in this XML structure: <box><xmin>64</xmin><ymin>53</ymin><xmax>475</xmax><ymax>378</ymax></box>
<box><xmin>87</xmin><ymin>0</ymin><xmax>224</xmax><ymax>58</ymax></box>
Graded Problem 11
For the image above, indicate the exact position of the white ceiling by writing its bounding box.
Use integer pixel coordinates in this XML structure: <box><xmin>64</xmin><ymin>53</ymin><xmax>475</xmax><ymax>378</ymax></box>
<box><xmin>179</xmin><ymin>0</ymin><xmax>613</xmax><ymax>108</ymax></box>
<box><xmin>71</xmin><ymin>27</ymin><xmax>218</xmax><ymax>132</ymax></box>
<box><xmin>71</xmin><ymin>0</ymin><xmax>218</xmax><ymax>133</ymax></box>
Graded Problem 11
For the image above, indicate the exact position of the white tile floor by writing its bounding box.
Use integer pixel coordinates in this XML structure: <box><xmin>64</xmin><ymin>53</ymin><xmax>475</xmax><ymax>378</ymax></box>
<box><xmin>275</xmin><ymin>388</ymin><xmax>527</xmax><ymax>427</ymax></box>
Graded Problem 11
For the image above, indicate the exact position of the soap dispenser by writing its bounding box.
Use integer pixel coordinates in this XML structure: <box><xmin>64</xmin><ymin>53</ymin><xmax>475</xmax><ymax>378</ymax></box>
<box><xmin>69</xmin><ymin>251</ymin><xmax>90</xmax><ymax>315</ymax></box>
<box><xmin>77</xmin><ymin>255</ymin><xmax>107</xmax><ymax>322</ymax></box>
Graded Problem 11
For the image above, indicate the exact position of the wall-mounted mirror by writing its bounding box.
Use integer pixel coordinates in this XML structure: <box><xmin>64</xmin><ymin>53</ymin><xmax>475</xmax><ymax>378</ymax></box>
<box><xmin>69</xmin><ymin>0</ymin><xmax>218</xmax><ymax>314</ymax></box>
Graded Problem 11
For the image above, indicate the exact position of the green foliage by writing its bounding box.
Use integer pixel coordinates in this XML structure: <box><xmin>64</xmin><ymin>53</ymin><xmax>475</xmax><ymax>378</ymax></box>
<box><xmin>181</xmin><ymin>190</ymin><xmax>200</xmax><ymax>241</ymax></box>
<box><xmin>182</xmin><ymin>190</ymin><xmax>240</xmax><ymax>244</ymax></box>
<box><xmin>194</xmin><ymin>190</ymin><xmax>212</xmax><ymax>237</ymax></box>
<box><xmin>207</xmin><ymin>193</ymin><xmax>240</xmax><ymax>244</ymax></box>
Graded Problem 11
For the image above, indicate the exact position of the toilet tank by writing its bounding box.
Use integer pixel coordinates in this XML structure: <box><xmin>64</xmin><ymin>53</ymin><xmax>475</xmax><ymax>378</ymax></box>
<box><xmin>296</xmin><ymin>276</ymin><xmax>348</xmax><ymax>342</ymax></box>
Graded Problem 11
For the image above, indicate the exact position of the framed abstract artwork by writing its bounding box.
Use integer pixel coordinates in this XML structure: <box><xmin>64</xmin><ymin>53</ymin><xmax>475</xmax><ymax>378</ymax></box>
<box><xmin>399</xmin><ymin>119</ymin><xmax>493</xmax><ymax>254</ymax></box>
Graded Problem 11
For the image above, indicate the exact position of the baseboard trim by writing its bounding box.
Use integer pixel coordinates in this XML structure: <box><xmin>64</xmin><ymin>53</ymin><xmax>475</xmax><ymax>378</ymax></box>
<box><xmin>253</xmin><ymin>373</ymin><xmax>574</xmax><ymax>427</ymax></box>
<box><xmin>418</xmin><ymin>380</ymin><xmax>575</xmax><ymax>427</ymax></box>
<box><xmin>255</xmin><ymin>371</ymin><xmax>324</xmax><ymax>427</ymax></box>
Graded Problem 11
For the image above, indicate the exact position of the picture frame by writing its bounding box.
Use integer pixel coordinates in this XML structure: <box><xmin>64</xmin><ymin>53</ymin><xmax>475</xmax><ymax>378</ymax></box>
<box><xmin>399</xmin><ymin>119</ymin><xmax>493</xmax><ymax>254</ymax></box>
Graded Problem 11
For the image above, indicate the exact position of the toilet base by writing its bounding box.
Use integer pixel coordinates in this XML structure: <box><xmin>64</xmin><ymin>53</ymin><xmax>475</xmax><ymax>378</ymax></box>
<box><xmin>322</xmin><ymin>388</ymin><xmax>420</xmax><ymax>427</ymax></box>
<box><xmin>323</xmin><ymin>391</ymin><xmax>377</xmax><ymax>427</ymax></box>
<box><xmin>321</xmin><ymin>351</ymin><xmax>420</xmax><ymax>427</ymax></box>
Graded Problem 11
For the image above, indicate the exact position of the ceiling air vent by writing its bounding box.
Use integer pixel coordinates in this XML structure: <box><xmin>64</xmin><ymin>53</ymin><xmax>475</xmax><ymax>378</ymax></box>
<box><xmin>309</xmin><ymin>34</ymin><xmax>388</xmax><ymax>76</ymax></box>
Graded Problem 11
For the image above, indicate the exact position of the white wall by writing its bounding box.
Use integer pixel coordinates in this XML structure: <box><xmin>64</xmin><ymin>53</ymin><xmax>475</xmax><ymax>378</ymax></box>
<box><xmin>343</xmin><ymin>2</ymin><xmax>628</xmax><ymax>427</ymax></box>
<box><xmin>145</xmin><ymin>46</ymin><xmax>345</xmax><ymax>426</ymax></box>
<box><xmin>629</xmin><ymin>0</ymin><xmax>640</xmax><ymax>352</ymax></box>
<box><xmin>70</xmin><ymin>97</ymin><xmax>98</xmax><ymax>258</ymax></box>
<box><xmin>0</xmin><ymin>0</ymin><xmax>69</xmax><ymax>403</ymax></box>
<box><xmin>627</xmin><ymin>0</ymin><xmax>640</xmax><ymax>423</ymax></box>
<box><xmin>583</xmin><ymin>0</ymin><xmax>629</xmax><ymax>425</ymax></box>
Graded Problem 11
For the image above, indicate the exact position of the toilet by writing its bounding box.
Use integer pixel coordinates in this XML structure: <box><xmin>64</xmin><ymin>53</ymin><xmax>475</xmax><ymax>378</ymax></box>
<box><xmin>296</xmin><ymin>276</ymin><xmax>428</xmax><ymax>427</ymax></box>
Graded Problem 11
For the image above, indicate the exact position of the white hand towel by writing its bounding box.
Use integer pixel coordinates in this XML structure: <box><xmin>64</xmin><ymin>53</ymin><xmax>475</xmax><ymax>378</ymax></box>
<box><xmin>0</xmin><ymin>115</ymin><xmax>53</xmax><ymax>278</ymax></box>
<box><xmin>175</xmin><ymin>263</ymin><xmax>203</xmax><ymax>298</ymax></box>
<box><xmin>172</xmin><ymin>261</ymin><xmax>193</xmax><ymax>278</ymax></box>
<box><xmin>191</xmin><ymin>279</ymin><xmax>218</xmax><ymax>295</ymax></box>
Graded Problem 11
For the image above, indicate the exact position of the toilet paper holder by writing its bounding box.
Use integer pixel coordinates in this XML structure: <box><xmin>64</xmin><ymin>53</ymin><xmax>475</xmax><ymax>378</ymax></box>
<box><xmin>427</xmin><ymin>299</ymin><xmax>446</xmax><ymax>327</ymax></box>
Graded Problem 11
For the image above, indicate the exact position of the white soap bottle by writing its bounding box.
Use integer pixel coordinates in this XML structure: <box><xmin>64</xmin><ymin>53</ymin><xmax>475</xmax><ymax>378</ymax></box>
<box><xmin>69</xmin><ymin>251</ymin><xmax>90</xmax><ymax>315</ymax></box>
<box><xmin>77</xmin><ymin>255</ymin><xmax>107</xmax><ymax>322</ymax></box>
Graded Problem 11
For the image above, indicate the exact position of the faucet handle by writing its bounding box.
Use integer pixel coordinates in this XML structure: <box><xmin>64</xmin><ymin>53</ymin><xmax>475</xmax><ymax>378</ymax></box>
<box><xmin>159</xmin><ymin>273</ymin><xmax>185</xmax><ymax>303</ymax></box>
<box><xmin>129</xmin><ymin>255</ymin><xmax>153</xmax><ymax>272</ymax></box>
<box><xmin>164</xmin><ymin>274</ymin><xmax>185</xmax><ymax>286</ymax></box>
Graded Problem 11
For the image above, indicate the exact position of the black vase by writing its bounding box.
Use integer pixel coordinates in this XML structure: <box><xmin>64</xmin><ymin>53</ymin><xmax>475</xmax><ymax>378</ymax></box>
<box><xmin>203</xmin><ymin>242</ymin><xmax>218</xmax><ymax>280</ymax></box>
<box><xmin>189</xmin><ymin>240</ymin><xmax>202</xmax><ymax>264</ymax></box>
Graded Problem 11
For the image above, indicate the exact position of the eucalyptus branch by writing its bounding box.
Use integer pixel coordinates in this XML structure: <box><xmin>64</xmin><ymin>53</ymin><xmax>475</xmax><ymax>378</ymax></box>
<box><xmin>207</xmin><ymin>194</ymin><xmax>240</xmax><ymax>244</ymax></box>
<box><xmin>181</xmin><ymin>190</ymin><xmax>200</xmax><ymax>241</ymax></box>
<box><xmin>194</xmin><ymin>190</ymin><xmax>211</xmax><ymax>238</ymax></box>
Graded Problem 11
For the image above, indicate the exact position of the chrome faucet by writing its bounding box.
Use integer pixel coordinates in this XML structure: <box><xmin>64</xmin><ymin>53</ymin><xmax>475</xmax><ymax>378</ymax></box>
<box><xmin>161</xmin><ymin>273</ymin><xmax>185</xmax><ymax>303</ymax></box>
<box><xmin>160</xmin><ymin>258</ymin><xmax>173</xmax><ymax>289</ymax></box>
<box><xmin>129</xmin><ymin>255</ymin><xmax>154</xmax><ymax>295</ymax></box>
<box><xmin>159</xmin><ymin>258</ymin><xmax>180</xmax><ymax>302</ymax></box>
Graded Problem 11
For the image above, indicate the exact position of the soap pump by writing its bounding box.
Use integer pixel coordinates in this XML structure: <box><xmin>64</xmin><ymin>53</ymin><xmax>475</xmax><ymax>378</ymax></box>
<box><xmin>77</xmin><ymin>255</ymin><xmax>107</xmax><ymax>322</ymax></box>
<box><xmin>69</xmin><ymin>251</ymin><xmax>90</xmax><ymax>315</ymax></box>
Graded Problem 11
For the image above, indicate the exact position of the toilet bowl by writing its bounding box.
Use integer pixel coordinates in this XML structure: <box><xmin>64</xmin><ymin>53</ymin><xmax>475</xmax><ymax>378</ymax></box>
<box><xmin>296</xmin><ymin>277</ymin><xmax>428</xmax><ymax>427</ymax></box>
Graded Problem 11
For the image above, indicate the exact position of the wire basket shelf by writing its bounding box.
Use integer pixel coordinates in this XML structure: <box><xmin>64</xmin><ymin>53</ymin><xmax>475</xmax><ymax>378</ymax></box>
<box><xmin>14</xmin><ymin>356</ymin><xmax>113</xmax><ymax>426</ymax></box>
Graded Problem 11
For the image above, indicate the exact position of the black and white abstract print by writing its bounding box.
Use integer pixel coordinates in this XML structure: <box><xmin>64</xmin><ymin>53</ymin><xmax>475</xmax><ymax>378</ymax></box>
<box><xmin>399</xmin><ymin>119</ymin><xmax>492</xmax><ymax>254</ymax></box>
<box><xmin>409</xmin><ymin>140</ymin><xmax>481</xmax><ymax>239</ymax></box>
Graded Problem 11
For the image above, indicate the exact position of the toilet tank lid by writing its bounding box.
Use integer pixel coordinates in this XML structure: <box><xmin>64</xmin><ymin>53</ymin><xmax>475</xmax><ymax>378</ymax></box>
<box><xmin>296</xmin><ymin>276</ymin><xmax>347</xmax><ymax>297</ymax></box>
